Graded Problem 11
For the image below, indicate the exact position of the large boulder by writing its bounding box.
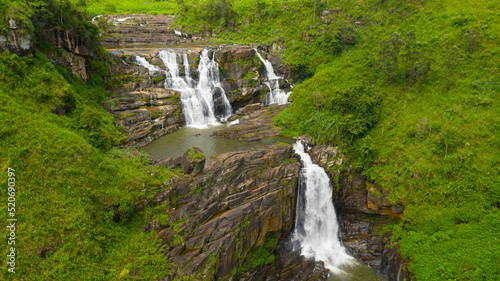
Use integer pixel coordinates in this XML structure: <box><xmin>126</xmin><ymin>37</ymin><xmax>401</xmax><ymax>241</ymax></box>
<box><xmin>213</xmin><ymin>104</ymin><xmax>287</xmax><ymax>141</ymax></box>
<box><xmin>181</xmin><ymin>147</ymin><xmax>206</xmax><ymax>176</ymax></box>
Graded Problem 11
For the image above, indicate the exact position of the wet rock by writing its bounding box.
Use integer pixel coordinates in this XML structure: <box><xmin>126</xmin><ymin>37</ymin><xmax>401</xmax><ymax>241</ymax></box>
<box><xmin>212</xmin><ymin>87</ymin><xmax>230</xmax><ymax>120</ymax></box>
<box><xmin>213</xmin><ymin>104</ymin><xmax>287</xmax><ymax>141</ymax></box>
<box><xmin>235</xmin><ymin>103</ymin><xmax>261</xmax><ymax>115</ymax></box>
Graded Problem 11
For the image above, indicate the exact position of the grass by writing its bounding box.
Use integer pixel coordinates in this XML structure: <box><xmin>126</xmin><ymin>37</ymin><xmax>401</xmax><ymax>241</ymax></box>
<box><xmin>175</xmin><ymin>0</ymin><xmax>500</xmax><ymax>279</ymax></box>
<box><xmin>0</xmin><ymin>50</ymin><xmax>180</xmax><ymax>280</ymax></box>
<box><xmin>84</xmin><ymin>0</ymin><xmax>188</xmax><ymax>15</ymax></box>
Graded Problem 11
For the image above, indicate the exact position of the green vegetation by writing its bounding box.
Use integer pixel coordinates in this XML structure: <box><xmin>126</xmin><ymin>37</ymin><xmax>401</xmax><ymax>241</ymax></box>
<box><xmin>0</xmin><ymin>49</ymin><xmax>180</xmax><ymax>279</ymax></box>
<box><xmin>187</xmin><ymin>147</ymin><xmax>206</xmax><ymax>162</ymax></box>
<box><xmin>85</xmin><ymin>0</ymin><xmax>187</xmax><ymax>15</ymax></box>
<box><xmin>177</xmin><ymin>0</ymin><xmax>500</xmax><ymax>279</ymax></box>
<box><xmin>1</xmin><ymin>0</ymin><xmax>499</xmax><ymax>279</ymax></box>
<box><xmin>0</xmin><ymin>1</ymin><xmax>180</xmax><ymax>279</ymax></box>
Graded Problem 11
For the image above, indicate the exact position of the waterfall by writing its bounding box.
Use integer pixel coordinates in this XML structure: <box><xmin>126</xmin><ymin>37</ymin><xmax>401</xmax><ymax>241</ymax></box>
<box><xmin>254</xmin><ymin>49</ymin><xmax>291</xmax><ymax>105</ymax></box>
<box><xmin>183</xmin><ymin>53</ymin><xmax>193</xmax><ymax>87</ymax></box>
<box><xmin>135</xmin><ymin>56</ymin><xmax>161</xmax><ymax>75</ymax></box>
<box><xmin>159</xmin><ymin>51</ymin><xmax>189</xmax><ymax>90</ymax></box>
<box><xmin>293</xmin><ymin>141</ymin><xmax>354</xmax><ymax>273</ymax></box>
<box><xmin>154</xmin><ymin>49</ymin><xmax>232</xmax><ymax>128</ymax></box>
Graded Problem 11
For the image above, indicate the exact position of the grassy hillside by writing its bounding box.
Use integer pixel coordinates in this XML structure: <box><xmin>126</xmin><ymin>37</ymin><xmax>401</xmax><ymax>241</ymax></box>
<box><xmin>0</xmin><ymin>1</ymin><xmax>180</xmax><ymax>279</ymax></box>
<box><xmin>176</xmin><ymin>0</ymin><xmax>500</xmax><ymax>279</ymax></box>
<box><xmin>85</xmin><ymin>0</ymin><xmax>187</xmax><ymax>15</ymax></box>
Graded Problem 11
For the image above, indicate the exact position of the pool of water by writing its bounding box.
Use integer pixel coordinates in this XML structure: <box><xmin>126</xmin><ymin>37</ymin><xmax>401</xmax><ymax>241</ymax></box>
<box><xmin>138</xmin><ymin>124</ymin><xmax>295</xmax><ymax>160</ymax></box>
<box><xmin>326</xmin><ymin>260</ymin><xmax>387</xmax><ymax>281</ymax></box>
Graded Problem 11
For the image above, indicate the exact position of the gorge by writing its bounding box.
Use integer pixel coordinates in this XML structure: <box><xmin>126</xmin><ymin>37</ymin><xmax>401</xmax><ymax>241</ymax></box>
<box><xmin>3</xmin><ymin>1</ymin><xmax>498</xmax><ymax>280</ymax></box>
<box><xmin>101</xmin><ymin>18</ymin><xmax>406</xmax><ymax>278</ymax></box>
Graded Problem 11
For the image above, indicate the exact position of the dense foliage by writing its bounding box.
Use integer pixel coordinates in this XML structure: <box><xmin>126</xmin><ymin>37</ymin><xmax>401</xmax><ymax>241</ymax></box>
<box><xmin>0</xmin><ymin>50</ymin><xmax>180</xmax><ymax>280</ymax></box>
<box><xmin>0</xmin><ymin>49</ymin><xmax>182</xmax><ymax>279</ymax></box>
<box><xmin>85</xmin><ymin>0</ymin><xmax>185</xmax><ymax>15</ymax></box>
<box><xmin>0</xmin><ymin>1</ymin><xmax>181</xmax><ymax>279</ymax></box>
<box><xmin>176</xmin><ymin>0</ymin><xmax>500</xmax><ymax>279</ymax></box>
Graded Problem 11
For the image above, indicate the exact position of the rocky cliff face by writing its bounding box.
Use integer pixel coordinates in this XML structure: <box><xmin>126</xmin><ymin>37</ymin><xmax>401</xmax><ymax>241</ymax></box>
<box><xmin>108</xmin><ymin>53</ymin><xmax>185</xmax><ymax>147</ymax></box>
<box><xmin>0</xmin><ymin>19</ymin><xmax>35</xmax><ymax>57</ymax></box>
<box><xmin>307</xmin><ymin>144</ymin><xmax>410</xmax><ymax>280</ymax></box>
<box><xmin>97</xmin><ymin>14</ymin><xmax>201</xmax><ymax>47</ymax></box>
<box><xmin>140</xmin><ymin>144</ymin><xmax>300</xmax><ymax>280</ymax></box>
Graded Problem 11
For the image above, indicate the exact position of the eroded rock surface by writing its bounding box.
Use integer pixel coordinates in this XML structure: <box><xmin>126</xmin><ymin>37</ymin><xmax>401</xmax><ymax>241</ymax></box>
<box><xmin>97</xmin><ymin>14</ymin><xmax>201</xmax><ymax>47</ymax></box>
<box><xmin>142</xmin><ymin>144</ymin><xmax>301</xmax><ymax>280</ymax></box>
<box><xmin>308</xmin><ymin>144</ymin><xmax>410</xmax><ymax>280</ymax></box>
<box><xmin>213</xmin><ymin>104</ymin><xmax>287</xmax><ymax>141</ymax></box>
<box><xmin>111</xmin><ymin>86</ymin><xmax>183</xmax><ymax>147</ymax></box>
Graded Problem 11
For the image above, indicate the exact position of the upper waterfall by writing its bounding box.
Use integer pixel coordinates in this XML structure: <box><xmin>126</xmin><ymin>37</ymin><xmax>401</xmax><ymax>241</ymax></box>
<box><xmin>254</xmin><ymin>49</ymin><xmax>291</xmax><ymax>105</ymax></box>
<box><xmin>136</xmin><ymin>49</ymin><xmax>232</xmax><ymax>128</ymax></box>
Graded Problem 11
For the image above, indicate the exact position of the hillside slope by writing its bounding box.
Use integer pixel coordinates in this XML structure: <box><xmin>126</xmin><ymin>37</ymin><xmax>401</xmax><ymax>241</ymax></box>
<box><xmin>175</xmin><ymin>0</ymin><xmax>500</xmax><ymax>279</ymax></box>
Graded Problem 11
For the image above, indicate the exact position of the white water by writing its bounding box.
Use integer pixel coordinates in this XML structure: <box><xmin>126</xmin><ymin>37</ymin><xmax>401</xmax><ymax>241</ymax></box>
<box><xmin>155</xmin><ymin>49</ymin><xmax>231</xmax><ymax>128</ymax></box>
<box><xmin>293</xmin><ymin>141</ymin><xmax>354</xmax><ymax>274</ymax></box>
<box><xmin>254</xmin><ymin>49</ymin><xmax>291</xmax><ymax>105</ymax></box>
<box><xmin>91</xmin><ymin>15</ymin><xmax>102</xmax><ymax>22</ymax></box>
<box><xmin>183</xmin><ymin>53</ymin><xmax>193</xmax><ymax>87</ymax></box>
<box><xmin>135</xmin><ymin>56</ymin><xmax>161</xmax><ymax>75</ymax></box>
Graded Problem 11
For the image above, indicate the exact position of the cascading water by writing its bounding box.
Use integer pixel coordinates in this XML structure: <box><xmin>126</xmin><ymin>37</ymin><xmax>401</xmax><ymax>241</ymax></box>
<box><xmin>183</xmin><ymin>53</ymin><xmax>193</xmax><ymax>87</ymax></box>
<box><xmin>135</xmin><ymin>56</ymin><xmax>161</xmax><ymax>75</ymax></box>
<box><xmin>254</xmin><ymin>49</ymin><xmax>291</xmax><ymax>105</ymax></box>
<box><xmin>293</xmin><ymin>140</ymin><xmax>354</xmax><ymax>274</ymax></box>
<box><xmin>156</xmin><ymin>49</ymin><xmax>232</xmax><ymax>128</ymax></box>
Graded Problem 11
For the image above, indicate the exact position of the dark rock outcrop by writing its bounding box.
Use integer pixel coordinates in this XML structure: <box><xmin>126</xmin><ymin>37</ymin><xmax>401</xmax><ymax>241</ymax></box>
<box><xmin>213</xmin><ymin>104</ymin><xmax>287</xmax><ymax>141</ymax></box>
<box><xmin>0</xmin><ymin>19</ymin><xmax>34</xmax><ymax>56</ymax></box>
<box><xmin>142</xmin><ymin>144</ymin><xmax>301</xmax><ymax>280</ymax></box>
<box><xmin>111</xmin><ymin>87</ymin><xmax>183</xmax><ymax>147</ymax></box>
<box><xmin>44</xmin><ymin>48</ymin><xmax>88</xmax><ymax>81</ymax></box>
<box><xmin>181</xmin><ymin>147</ymin><xmax>205</xmax><ymax>176</ymax></box>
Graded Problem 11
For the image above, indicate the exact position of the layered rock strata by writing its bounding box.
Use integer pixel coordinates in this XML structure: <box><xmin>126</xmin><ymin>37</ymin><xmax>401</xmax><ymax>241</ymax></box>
<box><xmin>108</xmin><ymin>45</ymin><xmax>293</xmax><ymax>146</ymax></box>
<box><xmin>141</xmin><ymin>144</ymin><xmax>301</xmax><ymax>280</ymax></box>
<box><xmin>213</xmin><ymin>104</ymin><xmax>287</xmax><ymax>141</ymax></box>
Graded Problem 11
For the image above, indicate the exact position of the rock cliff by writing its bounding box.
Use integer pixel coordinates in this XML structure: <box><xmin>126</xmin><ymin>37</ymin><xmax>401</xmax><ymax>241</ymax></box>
<box><xmin>140</xmin><ymin>144</ymin><xmax>300</xmax><ymax>280</ymax></box>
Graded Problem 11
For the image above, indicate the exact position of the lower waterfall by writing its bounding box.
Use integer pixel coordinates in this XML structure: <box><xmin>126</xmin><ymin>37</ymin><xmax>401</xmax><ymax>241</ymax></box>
<box><xmin>293</xmin><ymin>141</ymin><xmax>354</xmax><ymax>272</ymax></box>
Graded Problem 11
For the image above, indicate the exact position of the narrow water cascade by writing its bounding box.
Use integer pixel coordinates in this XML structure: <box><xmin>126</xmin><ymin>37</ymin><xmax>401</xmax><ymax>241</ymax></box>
<box><xmin>292</xmin><ymin>141</ymin><xmax>354</xmax><ymax>273</ymax></box>
<box><xmin>182</xmin><ymin>53</ymin><xmax>193</xmax><ymax>87</ymax></box>
<box><xmin>254</xmin><ymin>49</ymin><xmax>291</xmax><ymax>105</ymax></box>
<box><xmin>136</xmin><ymin>49</ymin><xmax>232</xmax><ymax>128</ymax></box>
<box><xmin>135</xmin><ymin>56</ymin><xmax>161</xmax><ymax>75</ymax></box>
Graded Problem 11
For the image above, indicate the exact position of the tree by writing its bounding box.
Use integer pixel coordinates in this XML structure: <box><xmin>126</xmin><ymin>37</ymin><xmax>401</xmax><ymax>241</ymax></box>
<box><xmin>463</xmin><ymin>26</ymin><xmax>482</xmax><ymax>53</ymax></box>
<box><xmin>380</xmin><ymin>32</ymin><xmax>403</xmax><ymax>85</ymax></box>
<box><xmin>402</xmin><ymin>31</ymin><xmax>420</xmax><ymax>88</ymax></box>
